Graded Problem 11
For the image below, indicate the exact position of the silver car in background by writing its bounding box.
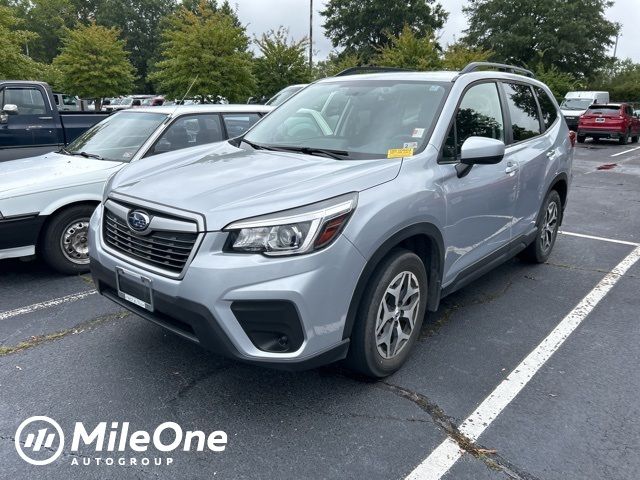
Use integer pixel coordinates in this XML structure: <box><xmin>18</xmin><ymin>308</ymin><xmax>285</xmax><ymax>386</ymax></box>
<box><xmin>89</xmin><ymin>63</ymin><xmax>573</xmax><ymax>377</ymax></box>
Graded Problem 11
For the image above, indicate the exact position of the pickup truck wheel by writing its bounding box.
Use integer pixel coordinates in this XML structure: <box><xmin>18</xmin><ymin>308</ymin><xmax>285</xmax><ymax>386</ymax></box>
<box><xmin>346</xmin><ymin>249</ymin><xmax>428</xmax><ymax>378</ymax></box>
<box><xmin>40</xmin><ymin>205</ymin><xmax>95</xmax><ymax>275</ymax></box>
<box><xmin>519</xmin><ymin>190</ymin><xmax>561</xmax><ymax>264</ymax></box>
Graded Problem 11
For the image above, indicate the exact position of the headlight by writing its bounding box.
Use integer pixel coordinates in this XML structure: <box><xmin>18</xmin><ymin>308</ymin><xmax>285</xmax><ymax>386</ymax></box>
<box><xmin>224</xmin><ymin>192</ymin><xmax>358</xmax><ymax>256</ymax></box>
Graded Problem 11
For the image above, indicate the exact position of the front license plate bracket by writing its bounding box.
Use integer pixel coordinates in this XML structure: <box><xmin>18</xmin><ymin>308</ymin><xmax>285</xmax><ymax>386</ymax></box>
<box><xmin>116</xmin><ymin>267</ymin><xmax>154</xmax><ymax>312</ymax></box>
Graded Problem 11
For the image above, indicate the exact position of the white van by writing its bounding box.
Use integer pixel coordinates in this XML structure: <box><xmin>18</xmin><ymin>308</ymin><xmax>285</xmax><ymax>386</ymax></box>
<box><xmin>560</xmin><ymin>91</ymin><xmax>609</xmax><ymax>129</ymax></box>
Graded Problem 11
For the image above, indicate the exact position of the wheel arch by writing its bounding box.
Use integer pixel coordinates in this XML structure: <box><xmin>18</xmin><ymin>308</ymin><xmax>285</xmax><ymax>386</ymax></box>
<box><xmin>342</xmin><ymin>223</ymin><xmax>445</xmax><ymax>340</ymax></box>
<box><xmin>37</xmin><ymin>199</ymin><xmax>100</xmax><ymax>249</ymax></box>
<box><xmin>547</xmin><ymin>173</ymin><xmax>569</xmax><ymax>224</ymax></box>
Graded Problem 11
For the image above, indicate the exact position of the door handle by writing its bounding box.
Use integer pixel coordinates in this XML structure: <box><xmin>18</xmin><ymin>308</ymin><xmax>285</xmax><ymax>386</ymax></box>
<box><xmin>505</xmin><ymin>161</ymin><xmax>519</xmax><ymax>175</ymax></box>
<box><xmin>546</xmin><ymin>150</ymin><xmax>557</xmax><ymax>159</ymax></box>
<box><xmin>39</xmin><ymin>116</ymin><xmax>53</xmax><ymax>120</ymax></box>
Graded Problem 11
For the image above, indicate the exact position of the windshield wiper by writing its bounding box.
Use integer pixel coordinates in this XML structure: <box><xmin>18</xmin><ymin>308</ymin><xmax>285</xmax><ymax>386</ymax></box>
<box><xmin>241</xmin><ymin>138</ymin><xmax>268</xmax><ymax>150</ymax></box>
<box><xmin>57</xmin><ymin>147</ymin><xmax>72</xmax><ymax>155</ymax></box>
<box><xmin>68</xmin><ymin>150</ymin><xmax>105</xmax><ymax>160</ymax></box>
<box><xmin>265</xmin><ymin>145</ymin><xmax>349</xmax><ymax>160</ymax></box>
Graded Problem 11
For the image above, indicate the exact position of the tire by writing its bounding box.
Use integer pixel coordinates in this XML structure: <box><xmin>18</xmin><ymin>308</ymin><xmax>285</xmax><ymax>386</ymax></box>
<box><xmin>576</xmin><ymin>134</ymin><xmax>585</xmax><ymax>144</ymax></box>
<box><xmin>346</xmin><ymin>249</ymin><xmax>428</xmax><ymax>378</ymax></box>
<box><xmin>520</xmin><ymin>190</ymin><xmax>562</xmax><ymax>264</ymax></box>
<box><xmin>40</xmin><ymin>204</ymin><xmax>96</xmax><ymax>275</ymax></box>
<box><xmin>632</xmin><ymin>134</ymin><xmax>639</xmax><ymax>144</ymax></box>
<box><xmin>619</xmin><ymin>130</ymin><xmax>629</xmax><ymax>145</ymax></box>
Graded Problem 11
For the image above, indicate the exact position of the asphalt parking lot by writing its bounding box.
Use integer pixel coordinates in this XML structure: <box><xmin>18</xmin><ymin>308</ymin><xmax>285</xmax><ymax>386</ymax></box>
<box><xmin>1</xmin><ymin>140</ymin><xmax>639</xmax><ymax>480</ymax></box>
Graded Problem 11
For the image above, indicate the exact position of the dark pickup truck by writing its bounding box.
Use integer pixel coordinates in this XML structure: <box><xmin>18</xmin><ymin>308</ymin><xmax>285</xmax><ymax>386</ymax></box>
<box><xmin>0</xmin><ymin>80</ymin><xmax>109</xmax><ymax>162</ymax></box>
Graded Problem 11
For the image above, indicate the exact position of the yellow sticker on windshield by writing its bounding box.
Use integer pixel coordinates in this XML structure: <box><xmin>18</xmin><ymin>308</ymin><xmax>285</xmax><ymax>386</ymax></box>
<box><xmin>387</xmin><ymin>148</ymin><xmax>414</xmax><ymax>159</ymax></box>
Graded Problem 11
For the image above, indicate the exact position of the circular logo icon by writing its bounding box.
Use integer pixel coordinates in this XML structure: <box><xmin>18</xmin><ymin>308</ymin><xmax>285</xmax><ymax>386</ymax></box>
<box><xmin>127</xmin><ymin>210</ymin><xmax>150</xmax><ymax>232</ymax></box>
<box><xmin>15</xmin><ymin>416</ymin><xmax>65</xmax><ymax>466</ymax></box>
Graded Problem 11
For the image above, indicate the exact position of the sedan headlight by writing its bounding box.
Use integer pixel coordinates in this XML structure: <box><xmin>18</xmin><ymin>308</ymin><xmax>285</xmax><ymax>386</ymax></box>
<box><xmin>224</xmin><ymin>192</ymin><xmax>358</xmax><ymax>256</ymax></box>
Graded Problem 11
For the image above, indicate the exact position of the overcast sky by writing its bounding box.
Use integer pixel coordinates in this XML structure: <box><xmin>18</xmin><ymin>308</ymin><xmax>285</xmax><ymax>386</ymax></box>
<box><xmin>233</xmin><ymin>0</ymin><xmax>640</xmax><ymax>63</ymax></box>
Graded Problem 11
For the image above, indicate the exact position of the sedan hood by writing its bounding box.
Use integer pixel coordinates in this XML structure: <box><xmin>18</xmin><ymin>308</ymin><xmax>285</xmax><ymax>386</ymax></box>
<box><xmin>110</xmin><ymin>142</ymin><xmax>402</xmax><ymax>230</ymax></box>
<box><xmin>0</xmin><ymin>152</ymin><xmax>122</xmax><ymax>199</ymax></box>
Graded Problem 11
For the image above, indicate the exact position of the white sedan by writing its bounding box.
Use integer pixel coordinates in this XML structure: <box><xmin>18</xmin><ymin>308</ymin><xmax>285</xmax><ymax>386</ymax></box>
<box><xmin>0</xmin><ymin>104</ymin><xmax>272</xmax><ymax>274</ymax></box>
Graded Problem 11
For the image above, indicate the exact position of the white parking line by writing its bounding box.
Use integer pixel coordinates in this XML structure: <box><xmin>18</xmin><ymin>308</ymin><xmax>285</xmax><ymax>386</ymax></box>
<box><xmin>610</xmin><ymin>146</ymin><xmax>640</xmax><ymax>157</ymax></box>
<box><xmin>406</xmin><ymin>245</ymin><xmax>640</xmax><ymax>480</ymax></box>
<box><xmin>560</xmin><ymin>230</ymin><xmax>640</xmax><ymax>247</ymax></box>
<box><xmin>0</xmin><ymin>290</ymin><xmax>97</xmax><ymax>321</ymax></box>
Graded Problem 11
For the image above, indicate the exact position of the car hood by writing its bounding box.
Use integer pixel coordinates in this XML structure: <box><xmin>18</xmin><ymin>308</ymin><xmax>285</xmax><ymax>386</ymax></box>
<box><xmin>110</xmin><ymin>142</ymin><xmax>402</xmax><ymax>230</ymax></box>
<box><xmin>0</xmin><ymin>152</ymin><xmax>122</xmax><ymax>199</ymax></box>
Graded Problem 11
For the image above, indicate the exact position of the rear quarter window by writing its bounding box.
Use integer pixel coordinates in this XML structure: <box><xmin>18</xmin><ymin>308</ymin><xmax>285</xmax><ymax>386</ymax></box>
<box><xmin>534</xmin><ymin>87</ymin><xmax>558</xmax><ymax>130</ymax></box>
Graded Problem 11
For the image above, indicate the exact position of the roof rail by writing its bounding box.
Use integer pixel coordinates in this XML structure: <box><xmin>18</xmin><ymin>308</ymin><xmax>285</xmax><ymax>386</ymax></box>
<box><xmin>334</xmin><ymin>66</ymin><xmax>415</xmax><ymax>77</ymax></box>
<box><xmin>459</xmin><ymin>62</ymin><xmax>535</xmax><ymax>78</ymax></box>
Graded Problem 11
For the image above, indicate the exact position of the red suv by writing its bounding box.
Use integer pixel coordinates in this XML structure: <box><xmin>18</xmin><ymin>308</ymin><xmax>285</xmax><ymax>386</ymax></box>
<box><xmin>577</xmin><ymin>103</ymin><xmax>640</xmax><ymax>145</ymax></box>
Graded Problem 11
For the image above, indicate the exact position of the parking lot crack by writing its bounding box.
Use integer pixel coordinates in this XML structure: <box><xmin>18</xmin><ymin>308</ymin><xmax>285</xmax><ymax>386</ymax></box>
<box><xmin>0</xmin><ymin>311</ymin><xmax>130</xmax><ymax>357</ymax></box>
<box><xmin>379</xmin><ymin>382</ymin><xmax>541</xmax><ymax>480</ymax></box>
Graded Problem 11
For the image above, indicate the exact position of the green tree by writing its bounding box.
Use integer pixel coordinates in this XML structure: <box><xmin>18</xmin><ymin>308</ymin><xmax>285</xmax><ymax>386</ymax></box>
<box><xmin>94</xmin><ymin>0</ymin><xmax>177</xmax><ymax>92</ymax></box>
<box><xmin>321</xmin><ymin>0</ymin><xmax>448</xmax><ymax>62</ymax></box>
<box><xmin>590</xmin><ymin>59</ymin><xmax>640</xmax><ymax>101</ymax></box>
<box><xmin>0</xmin><ymin>5</ymin><xmax>46</xmax><ymax>79</ymax></box>
<box><xmin>151</xmin><ymin>3</ymin><xmax>255</xmax><ymax>102</ymax></box>
<box><xmin>441</xmin><ymin>42</ymin><xmax>493</xmax><ymax>70</ymax></box>
<box><xmin>533</xmin><ymin>64</ymin><xmax>580</xmax><ymax>100</ymax></box>
<box><xmin>253</xmin><ymin>27</ymin><xmax>310</xmax><ymax>98</ymax></box>
<box><xmin>22</xmin><ymin>0</ymin><xmax>77</xmax><ymax>63</ymax></box>
<box><xmin>53</xmin><ymin>23</ymin><xmax>135</xmax><ymax>109</ymax></box>
<box><xmin>462</xmin><ymin>0</ymin><xmax>619</xmax><ymax>79</ymax></box>
<box><xmin>374</xmin><ymin>25</ymin><xmax>440</xmax><ymax>70</ymax></box>
<box><xmin>313</xmin><ymin>51</ymin><xmax>361</xmax><ymax>79</ymax></box>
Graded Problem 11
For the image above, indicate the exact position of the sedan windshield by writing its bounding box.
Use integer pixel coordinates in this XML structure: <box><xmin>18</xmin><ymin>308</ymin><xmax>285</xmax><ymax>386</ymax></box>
<box><xmin>65</xmin><ymin>111</ymin><xmax>167</xmax><ymax>162</ymax></box>
<box><xmin>560</xmin><ymin>98</ymin><xmax>594</xmax><ymax>110</ymax></box>
<box><xmin>244</xmin><ymin>80</ymin><xmax>449</xmax><ymax>160</ymax></box>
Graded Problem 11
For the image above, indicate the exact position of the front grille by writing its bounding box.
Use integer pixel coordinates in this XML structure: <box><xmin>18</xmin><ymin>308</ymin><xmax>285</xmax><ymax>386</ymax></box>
<box><xmin>103</xmin><ymin>208</ymin><xmax>198</xmax><ymax>274</ymax></box>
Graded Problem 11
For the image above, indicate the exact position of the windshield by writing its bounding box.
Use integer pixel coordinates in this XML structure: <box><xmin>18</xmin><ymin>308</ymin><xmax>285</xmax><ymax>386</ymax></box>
<box><xmin>586</xmin><ymin>105</ymin><xmax>621</xmax><ymax>115</ymax></box>
<box><xmin>66</xmin><ymin>111</ymin><xmax>167</xmax><ymax>162</ymax></box>
<box><xmin>245</xmin><ymin>80</ymin><xmax>449</xmax><ymax>159</ymax></box>
<box><xmin>120</xmin><ymin>97</ymin><xmax>133</xmax><ymax>106</ymax></box>
<box><xmin>266</xmin><ymin>85</ymin><xmax>305</xmax><ymax>106</ymax></box>
<box><xmin>560</xmin><ymin>98</ymin><xmax>594</xmax><ymax>110</ymax></box>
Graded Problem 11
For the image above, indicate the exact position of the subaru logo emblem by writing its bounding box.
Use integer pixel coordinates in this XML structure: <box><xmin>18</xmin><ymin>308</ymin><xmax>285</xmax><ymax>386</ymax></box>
<box><xmin>127</xmin><ymin>210</ymin><xmax>150</xmax><ymax>232</ymax></box>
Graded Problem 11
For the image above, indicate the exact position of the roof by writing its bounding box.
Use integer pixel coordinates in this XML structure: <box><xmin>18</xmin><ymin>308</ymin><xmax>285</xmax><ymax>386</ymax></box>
<box><xmin>116</xmin><ymin>104</ymin><xmax>274</xmax><ymax>116</ymax></box>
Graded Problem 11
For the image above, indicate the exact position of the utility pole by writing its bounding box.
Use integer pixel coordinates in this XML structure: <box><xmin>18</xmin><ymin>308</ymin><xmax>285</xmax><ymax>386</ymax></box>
<box><xmin>309</xmin><ymin>0</ymin><xmax>313</xmax><ymax>69</ymax></box>
<box><xmin>613</xmin><ymin>34</ymin><xmax>619</xmax><ymax>59</ymax></box>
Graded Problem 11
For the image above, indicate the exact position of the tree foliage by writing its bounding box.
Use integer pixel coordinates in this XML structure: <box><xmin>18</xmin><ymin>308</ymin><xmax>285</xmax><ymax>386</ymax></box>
<box><xmin>253</xmin><ymin>28</ymin><xmax>311</xmax><ymax>98</ymax></box>
<box><xmin>533</xmin><ymin>64</ymin><xmax>580</xmax><ymax>100</ymax></box>
<box><xmin>375</xmin><ymin>25</ymin><xmax>440</xmax><ymax>70</ymax></box>
<box><xmin>441</xmin><ymin>42</ymin><xmax>493</xmax><ymax>70</ymax></box>
<box><xmin>94</xmin><ymin>0</ymin><xmax>177</xmax><ymax>91</ymax></box>
<box><xmin>0</xmin><ymin>5</ymin><xmax>47</xmax><ymax>79</ymax></box>
<box><xmin>321</xmin><ymin>0</ymin><xmax>448</xmax><ymax>62</ymax></box>
<box><xmin>590</xmin><ymin>59</ymin><xmax>640</xmax><ymax>101</ymax></box>
<box><xmin>313</xmin><ymin>51</ymin><xmax>361</xmax><ymax>79</ymax></box>
<box><xmin>462</xmin><ymin>0</ymin><xmax>619</xmax><ymax>79</ymax></box>
<box><xmin>150</xmin><ymin>2</ymin><xmax>255</xmax><ymax>102</ymax></box>
<box><xmin>52</xmin><ymin>23</ymin><xmax>135</xmax><ymax>107</ymax></box>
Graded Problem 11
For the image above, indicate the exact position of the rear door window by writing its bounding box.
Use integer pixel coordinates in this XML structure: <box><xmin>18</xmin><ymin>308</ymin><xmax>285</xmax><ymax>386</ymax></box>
<box><xmin>149</xmin><ymin>114</ymin><xmax>224</xmax><ymax>156</ymax></box>
<box><xmin>534</xmin><ymin>87</ymin><xmax>558</xmax><ymax>130</ymax></box>
<box><xmin>222</xmin><ymin>113</ymin><xmax>261</xmax><ymax>138</ymax></box>
<box><xmin>502</xmin><ymin>83</ymin><xmax>542</xmax><ymax>142</ymax></box>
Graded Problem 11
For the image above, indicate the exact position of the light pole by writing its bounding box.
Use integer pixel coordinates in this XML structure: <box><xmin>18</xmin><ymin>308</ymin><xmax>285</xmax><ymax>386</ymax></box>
<box><xmin>309</xmin><ymin>0</ymin><xmax>313</xmax><ymax>69</ymax></box>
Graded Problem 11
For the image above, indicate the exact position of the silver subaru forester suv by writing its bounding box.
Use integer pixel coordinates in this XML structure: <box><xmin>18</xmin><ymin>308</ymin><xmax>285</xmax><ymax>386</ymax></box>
<box><xmin>89</xmin><ymin>63</ymin><xmax>573</xmax><ymax>378</ymax></box>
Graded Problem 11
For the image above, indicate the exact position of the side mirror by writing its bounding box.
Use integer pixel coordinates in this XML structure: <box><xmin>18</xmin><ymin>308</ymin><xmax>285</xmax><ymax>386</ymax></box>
<box><xmin>456</xmin><ymin>137</ymin><xmax>505</xmax><ymax>178</ymax></box>
<box><xmin>2</xmin><ymin>104</ymin><xmax>18</xmax><ymax>115</ymax></box>
<box><xmin>0</xmin><ymin>104</ymin><xmax>18</xmax><ymax>124</ymax></box>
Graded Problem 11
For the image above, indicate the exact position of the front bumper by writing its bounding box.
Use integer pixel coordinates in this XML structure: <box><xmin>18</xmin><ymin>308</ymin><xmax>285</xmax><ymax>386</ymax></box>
<box><xmin>89</xmin><ymin>204</ymin><xmax>366</xmax><ymax>369</ymax></box>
